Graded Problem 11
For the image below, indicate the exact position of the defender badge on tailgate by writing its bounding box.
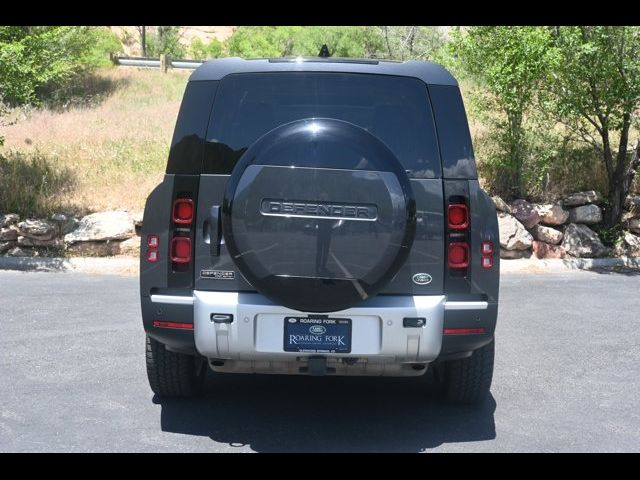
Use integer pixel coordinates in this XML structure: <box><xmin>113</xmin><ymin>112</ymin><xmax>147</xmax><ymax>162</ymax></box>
<box><xmin>201</xmin><ymin>269</ymin><xmax>235</xmax><ymax>280</ymax></box>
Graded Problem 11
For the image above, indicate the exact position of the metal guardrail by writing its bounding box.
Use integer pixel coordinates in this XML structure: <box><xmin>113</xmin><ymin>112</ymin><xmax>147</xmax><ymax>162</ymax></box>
<box><xmin>111</xmin><ymin>54</ymin><xmax>203</xmax><ymax>71</ymax></box>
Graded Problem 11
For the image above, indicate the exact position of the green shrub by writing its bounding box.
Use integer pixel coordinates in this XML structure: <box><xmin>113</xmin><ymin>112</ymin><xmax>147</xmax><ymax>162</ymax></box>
<box><xmin>145</xmin><ymin>26</ymin><xmax>186</xmax><ymax>59</ymax></box>
<box><xmin>189</xmin><ymin>37</ymin><xmax>222</xmax><ymax>60</ymax></box>
<box><xmin>81</xmin><ymin>28</ymin><xmax>123</xmax><ymax>67</ymax></box>
<box><xmin>0</xmin><ymin>26</ymin><xmax>118</xmax><ymax>106</ymax></box>
<box><xmin>225</xmin><ymin>26</ymin><xmax>386</xmax><ymax>59</ymax></box>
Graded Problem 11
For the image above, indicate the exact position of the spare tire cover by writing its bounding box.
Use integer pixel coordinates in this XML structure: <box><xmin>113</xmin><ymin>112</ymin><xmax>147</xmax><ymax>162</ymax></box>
<box><xmin>222</xmin><ymin>118</ymin><xmax>416</xmax><ymax>312</ymax></box>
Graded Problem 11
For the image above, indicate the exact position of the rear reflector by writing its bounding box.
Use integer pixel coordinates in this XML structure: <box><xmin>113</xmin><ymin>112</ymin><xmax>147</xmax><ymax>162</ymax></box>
<box><xmin>448</xmin><ymin>204</ymin><xmax>469</xmax><ymax>229</ymax></box>
<box><xmin>152</xmin><ymin>321</ymin><xmax>193</xmax><ymax>330</ymax></box>
<box><xmin>444</xmin><ymin>327</ymin><xmax>485</xmax><ymax>335</ymax></box>
<box><xmin>173</xmin><ymin>199</ymin><xmax>194</xmax><ymax>225</ymax></box>
<box><xmin>448</xmin><ymin>242</ymin><xmax>469</xmax><ymax>268</ymax></box>
<box><xmin>482</xmin><ymin>255</ymin><xmax>493</xmax><ymax>269</ymax></box>
<box><xmin>171</xmin><ymin>237</ymin><xmax>192</xmax><ymax>263</ymax></box>
<box><xmin>147</xmin><ymin>234</ymin><xmax>159</xmax><ymax>248</ymax></box>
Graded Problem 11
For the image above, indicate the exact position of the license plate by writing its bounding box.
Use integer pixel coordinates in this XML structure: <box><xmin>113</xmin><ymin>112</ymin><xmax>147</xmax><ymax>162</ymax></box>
<box><xmin>283</xmin><ymin>317</ymin><xmax>352</xmax><ymax>353</ymax></box>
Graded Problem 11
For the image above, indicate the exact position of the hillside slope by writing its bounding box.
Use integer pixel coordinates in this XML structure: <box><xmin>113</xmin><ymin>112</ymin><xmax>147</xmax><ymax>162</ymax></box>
<box><xmin>109</xmin><ymin>26</ymin><xmax>237</xmax><ymax>57</ymax></box>
<box><xmin>1</xmin><ymin>68</ymin><xmax>189</xmax><ymax>217</ymax></box>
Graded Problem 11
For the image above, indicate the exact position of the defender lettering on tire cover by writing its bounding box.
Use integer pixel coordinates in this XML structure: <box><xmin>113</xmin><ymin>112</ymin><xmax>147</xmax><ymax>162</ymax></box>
<box><xmin>260</xmin><ymin>199</ymin><xmax>378</xmax><ymax>221</ymax></box>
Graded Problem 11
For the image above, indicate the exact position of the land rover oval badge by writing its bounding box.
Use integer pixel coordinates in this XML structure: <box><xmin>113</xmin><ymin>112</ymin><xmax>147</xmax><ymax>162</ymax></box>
<box><xmin>412</xmin><ymin>273</ymin><xmax>432</xmax><ymax>285</ymax></box>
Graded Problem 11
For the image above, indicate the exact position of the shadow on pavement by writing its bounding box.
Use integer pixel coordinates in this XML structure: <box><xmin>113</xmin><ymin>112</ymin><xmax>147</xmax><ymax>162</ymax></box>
<box><xmin>588</xmin><ymin>266</ymin><xmax>640</xmax><ymax>276</ymax></box>
<box><xmin>0</xmin><ymin>256</ymin><xmax>69</xmax><ymax>272</ymax></box>
<box><xmin>156</xmin><ymin>370</ymin><xmax>496</xmax><ymax>452</ymax></box>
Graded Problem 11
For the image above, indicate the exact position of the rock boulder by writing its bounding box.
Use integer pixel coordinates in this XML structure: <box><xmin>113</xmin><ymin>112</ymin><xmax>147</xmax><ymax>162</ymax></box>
<box><xmin>498</xmin><ymin>213</ymin><xmax>533</xmax><ymax>250</ymax></box>
<box><xmin>561</xmin><ymin>223</ymin><xmax>609</xmax><ymax>258</ymax></box>
<box><xmin>51</xmin><ymin>213</ymin><xmax>79</xmax><ymax>235</ymax></box>
<box><xmin>510</xmin><ymin>199</ymin><xmax>540</xmax><ymax>229</ymax></box>
<box><xmin>0</xmin><ymin>227</ymin><xmax>18</xmax><ymax>242</ymax></box>
<box><xmin>569</xmin><ymin>204</ymin><xmax>603</xmax><ymax>225</ymax></box>
<box><xmin>532</xmin><ymin>240</ymin><xmax>567</xmax><ymax>259</ymax></box>
<box><xmin>563</xmin><ymin>190</ymin><xmax>603</xmax><ymax>207</ymax></box>
<box><xmin>613</xmin><ymin>232</ymin><xmax>640</xmax><ymax>257</ymax></box>
<box><xmin>535</xmin><ymin>203</ymin><xmax>570</xmax><ymax>226</ymax></box>
<box><xmin>530</xmin><ymin>224</ymin><xmax>563</xmax><ymax>245</ymax></box>
<box><xmin>16</xmin><ymin>219</ymin><xmax>58</xmax><ymax>240</ymax></box>
<box><xmin>17</xmin><ymin>236</ymin><xmax>64</xmax><ymax>248</ymax></box>
<box><xmin>625</xmin><ymin>195</ymin><xmax>640</xmax><ymax>211</ymax></box>
<box><xmin>64</xmin><ymin>211</ymin><xmax>135</xmax><ymax>244</ymax></box>
<box><xmin>0</xmin><ymin>241</ymin><xmax>15</xmax><ymax>254</ymax></box>
<box><xmin>0</xmin><ymin>213</ymin><xmax>20</xmax><ymax>228</ymax></box>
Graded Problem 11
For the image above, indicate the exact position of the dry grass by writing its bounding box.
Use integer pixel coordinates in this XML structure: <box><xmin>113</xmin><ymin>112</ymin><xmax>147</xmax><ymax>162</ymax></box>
<box><xmin>1</xmin><ymin>67</ymin><xmax>189</xmax><ymax>217</ymax></box>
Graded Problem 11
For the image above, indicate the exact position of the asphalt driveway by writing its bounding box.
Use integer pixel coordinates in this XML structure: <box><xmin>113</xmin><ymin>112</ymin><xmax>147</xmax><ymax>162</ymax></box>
<box><xmin>0</xmin><ymin>269</ymin><xmax>638</xmax><ymax>452</ymax></box>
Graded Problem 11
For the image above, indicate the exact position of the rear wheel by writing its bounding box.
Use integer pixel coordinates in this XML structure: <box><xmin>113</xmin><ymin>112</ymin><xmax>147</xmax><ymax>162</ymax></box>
<box><xmin>145</xmin><ymin>335</ymin><xmax>203</xmax><ymax>397</ymax></box>
<box><xmin>438</xmin><ymin>340</ymin><xmax>495</xmax><ymax>405</ymax></box>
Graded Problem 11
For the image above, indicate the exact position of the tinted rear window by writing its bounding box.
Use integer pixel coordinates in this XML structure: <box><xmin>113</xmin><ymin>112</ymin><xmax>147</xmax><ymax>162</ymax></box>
<box><xmin>167</xmin><ymin>81</ymin><xmax>218</xmax><ymax>174</ymax></box>
<box><xmin>429</xmin><ymin>85</ymin><xmax>477</xmax><ymax>179</ymax></box>
<box><xmin>203</xmin><ymin>73</ymin><xmax>441</xmax><ymax>178</ymax></box>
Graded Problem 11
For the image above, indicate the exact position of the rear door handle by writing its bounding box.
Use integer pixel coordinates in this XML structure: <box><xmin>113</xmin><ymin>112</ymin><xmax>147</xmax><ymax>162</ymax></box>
<box><xmin>205</xmin><ymin>205</ymin><xmax>222</xmax><ymax>256</ymax></box>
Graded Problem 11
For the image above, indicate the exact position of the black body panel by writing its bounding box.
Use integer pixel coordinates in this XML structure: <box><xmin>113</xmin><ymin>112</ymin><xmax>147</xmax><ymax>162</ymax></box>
<box><xmin>439</xmin><ymin>303</ymin><xmax>498</xmax><ymax>360</ymax></box>
<box><xmin>140</xmin><ymin>296</ymin><xmax>196</xmax><ymax>354</ymax></box>
<box><xmin>140</xmin><ymin>177</ymin><xmax>173</xmax><ymax>293</ymax></box>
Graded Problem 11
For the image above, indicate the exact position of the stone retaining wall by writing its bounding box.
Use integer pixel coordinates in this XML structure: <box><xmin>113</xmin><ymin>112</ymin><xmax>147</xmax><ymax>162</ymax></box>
<box><xmin>0</xmin><ymin>211</ymin><xmax>143</xmax><ymax>258</ymax></box>
<box><xmin>494</xmin><ymin>191</ymin><xmax>640</xmax><ymax>259</ymax></box>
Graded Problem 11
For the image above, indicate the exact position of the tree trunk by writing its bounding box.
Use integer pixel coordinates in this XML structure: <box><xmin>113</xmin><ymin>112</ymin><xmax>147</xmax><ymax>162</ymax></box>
<box><xmin>141</xmin><ymin>26</ymin><xmax>146</xmax><ymax>57</ymax></box>
<box><xmin>383</xmin><ymin>27</ymin><xmax>393</xmax><ymax>59</ymax></box>
<box><xmin>604</xmin><ymin>118</ymin><xmax>636</xmax><ymax>228</ymax></box>
<box><xmin>507</xmin><ymin>111</ymin><xmax>524</xmax><ymax>198</ymax></box>
<box><xmin>607</xmin><ymin>140</ymin><xmax>640</xmax><ymax>226</ymax></box>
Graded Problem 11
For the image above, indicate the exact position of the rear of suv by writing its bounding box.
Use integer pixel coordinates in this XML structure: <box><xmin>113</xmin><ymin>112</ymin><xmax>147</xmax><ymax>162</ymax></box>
<box><xmin>140</xmin><ymin>56</ymin><xmax>500</xmax><ymax>405</ymax></box>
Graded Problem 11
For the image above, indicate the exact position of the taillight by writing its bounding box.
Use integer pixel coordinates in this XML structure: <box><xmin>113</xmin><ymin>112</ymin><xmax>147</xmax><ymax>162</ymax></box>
<box><xmin>446</xmin><ymin>198</ymin><xmax>470</xmax><ymax>275</ymax></box>
<box><xmin>171</xmin><ymin>237</ymin><xmax>192</xmax><ymax>263</ymax></box>
<box><xmin>448</xmin><ymin>242</ymin><xmax>469</xmax><ymax>269</ymax></box>
<box><xmin>448</xmin><ymin>204</ymin><xmax>469</xmax><ymax>230</ymax></box>
<box><xmin>173</xmin><ymin>198</ymin><xmax>194</xmax><ymax>225</ymax></box>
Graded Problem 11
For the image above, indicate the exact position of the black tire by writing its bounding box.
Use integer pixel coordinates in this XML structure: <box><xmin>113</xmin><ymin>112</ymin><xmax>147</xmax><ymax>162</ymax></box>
<box><xmin>440</xmin><ymin>340</ymin><xmax>495</xmax><ymax>405</ymax></box>
<box><xmin>145</xmin><ymin>335</ymin><xmax>202</xmax><ymax>398</ymax></box>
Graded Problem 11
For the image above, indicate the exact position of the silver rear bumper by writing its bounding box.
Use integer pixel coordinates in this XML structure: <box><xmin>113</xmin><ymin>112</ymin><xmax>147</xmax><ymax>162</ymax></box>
<box><xmin>150</xmin><ymin>292</ymin><xmax>488</xmax><ymax>376</ymax></box>
<box><xmin>190</xmin><ymin>291</ymin><xmax>453</xmax><ymax>376</ymax></box>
